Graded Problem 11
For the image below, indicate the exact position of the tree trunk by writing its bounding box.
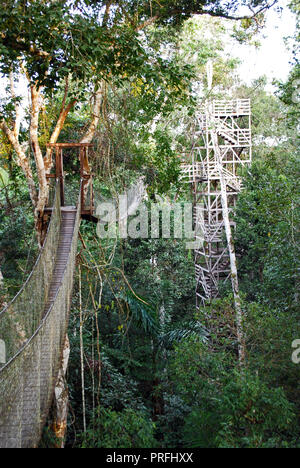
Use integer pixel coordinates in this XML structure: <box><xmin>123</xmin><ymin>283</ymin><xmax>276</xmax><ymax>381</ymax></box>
<box><xmin>0</xmin><ymin>268</ymin><xmax>4</xmax><ymax>288</ymax></box>
<box><xmin>30</xmin><ymin>85</ymin><xmax>48</xmax><ymax>219</ymax></box>
<box><xmin>211</xmin><ymin>129</ymin><xmax>246</xmax><ymax>365</ymax></box>
<box><xmin>1</xmin><ymin>72</ymin><xmax>100</xmax><ymax>234</ymax></box>
<box><xmin>52</xmin><ymin>334</ymin><xmax>70</xmax><ymax>448</ymax></box>
<box><xmin>0</xmin><ymin>120</ymin><xmax>38</xmax><ymax>207</ymax></box>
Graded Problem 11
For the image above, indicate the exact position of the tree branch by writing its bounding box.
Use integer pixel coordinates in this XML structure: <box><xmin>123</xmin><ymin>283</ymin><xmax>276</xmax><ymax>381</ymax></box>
<box><xmin>44</xmin><ymin>97</ymin><xmax>76</xmax><ymax>172</ymax></box>
<box><xmin>8</xmin><ymin>71</ymin><xmax>22</xmax><ymax>139</ymax></box>
<box><xmin>136</xmin><ymin>15</ymin><xmax>159</xmax><ymax>32</ymax></box>
<box><xmin>80</xmin><ymin>83</ymin><xmax>103</xmax><ymax>144</ymax></box>
<box><xmin>192</xmin><ymin>1</ymin><xmax>278</xmax><ymax>21</ymax></box>
<box><xmin>30</xmin><ymin>84</ymin><xmax>48</xmax><ymax>216</ymax></box>
<box><xmin>102</xmin><ymin>0</ymin><xmax>114</xmax><ymax>27</ymax></box>
<box><xmin>1</xmin><ymin>35</ymin><xmax>51</xmax><ymax>59</ymax></box>
<box><xmin>135</xmin><ymin>0</ymin><xmax>278</xmax><ymax>30</ymax></box>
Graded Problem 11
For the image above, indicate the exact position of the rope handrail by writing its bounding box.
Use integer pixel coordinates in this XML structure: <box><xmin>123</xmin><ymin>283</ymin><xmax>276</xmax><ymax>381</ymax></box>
<box><xmin>0</xmin><ymin>181</ymin><xmax>60</xmax><ymax>321</ymax></box>
<box><xmin>0</xmin><ymin>181</ymin><xmax>82</xmax><ymax>448</ymax></box>
<box><xmin>0</xmin><ymin>182</ymin><xmax>62</xmax><ymax>363</ymax></box>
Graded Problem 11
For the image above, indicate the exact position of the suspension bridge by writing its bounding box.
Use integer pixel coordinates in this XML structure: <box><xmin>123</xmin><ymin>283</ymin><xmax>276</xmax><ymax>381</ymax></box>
<box><xmin>0</xmin><ymin>143</ymin><xmax>95</xmax><ymax>448</ymax></box>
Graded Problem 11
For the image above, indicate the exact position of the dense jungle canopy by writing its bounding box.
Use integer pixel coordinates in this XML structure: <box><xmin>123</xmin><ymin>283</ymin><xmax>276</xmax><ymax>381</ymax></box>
<box><xmin>0</xmin><ymin>0</ymin><xmax>299</xmax><ymax>449</ymax></box>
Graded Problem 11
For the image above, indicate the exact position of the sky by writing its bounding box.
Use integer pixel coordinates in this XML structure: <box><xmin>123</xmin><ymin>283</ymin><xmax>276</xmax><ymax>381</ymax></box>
<box><xmin>235</xmin><ymin>0</ymin><xmax>297</xmax><ymax>87</ymax></box>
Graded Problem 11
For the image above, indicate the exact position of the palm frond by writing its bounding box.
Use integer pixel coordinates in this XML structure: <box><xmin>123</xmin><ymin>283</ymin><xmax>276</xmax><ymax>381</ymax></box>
<box><xmin>160</xmin><ymin>321</ymin><xmax>209</xmax><ymax>348</ymax></box>
<box><xmin>120</xmin><ymin>290</ymin><xmax>160</xmax><ymax>337</ymax></box>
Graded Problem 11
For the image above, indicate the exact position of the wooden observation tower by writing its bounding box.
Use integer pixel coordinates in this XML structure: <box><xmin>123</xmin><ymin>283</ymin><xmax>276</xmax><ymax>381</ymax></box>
<box><xmin>181</xmin><ymin>99</ymin><xmax>252</xmax><ymax>308</ymax></box>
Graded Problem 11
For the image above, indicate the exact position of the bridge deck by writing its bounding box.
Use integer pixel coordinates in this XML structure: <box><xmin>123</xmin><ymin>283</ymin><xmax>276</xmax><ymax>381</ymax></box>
<box><xmin>43</xmin><ymin>208</ymin><xmax>76</xmax><ymax>312</ymax></box>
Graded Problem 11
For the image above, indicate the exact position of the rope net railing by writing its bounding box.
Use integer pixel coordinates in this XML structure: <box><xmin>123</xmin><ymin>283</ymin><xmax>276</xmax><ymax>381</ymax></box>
<box><xmin>0</xmin><ymin>182</ymin><xmax>81</xmax><ymax>448</ymax></box>
<box><xmin>0</xmin><ymin>185</ymin><xmax>62</xmax><ymax>361</ymax></box>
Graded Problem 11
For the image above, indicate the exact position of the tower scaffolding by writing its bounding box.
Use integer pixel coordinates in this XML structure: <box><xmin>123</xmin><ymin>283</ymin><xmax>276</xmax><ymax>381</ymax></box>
<box><xmin>181</xmin><ymin>98</ymin><xmax>252</xmax><ymax>308</ymax></box>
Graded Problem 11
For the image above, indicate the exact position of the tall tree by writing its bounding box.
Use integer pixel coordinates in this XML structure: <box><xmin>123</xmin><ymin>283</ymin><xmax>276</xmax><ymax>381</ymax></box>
<box><xmin>0</xmin><ymin>0</ymin><xmax>278</xmax><ymax>234</ymax></box>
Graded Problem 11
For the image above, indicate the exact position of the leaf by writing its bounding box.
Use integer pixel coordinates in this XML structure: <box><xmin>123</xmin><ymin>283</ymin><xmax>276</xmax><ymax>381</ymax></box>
<box><xmin>0</xmin><ymin>167</ymin><xmax>9</xmax><ymax>188</ymax></box>
<box><xmin>119</xmin><ymin>290</ymin><xmax>159</xmax><ymax>336</ymax></box>
<box><xmin>160</xmin><ymin>321</ymin><xmax>209</xmax><ymax>347</ymax></box>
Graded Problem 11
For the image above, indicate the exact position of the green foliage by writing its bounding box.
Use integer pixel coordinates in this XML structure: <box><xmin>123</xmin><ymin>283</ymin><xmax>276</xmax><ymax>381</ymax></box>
<box><xmin>140</xmin><ymin>130</ymin><xmax>181</xmax><ymax>196</ymax></box>
<box><xmin>122</xmin><ymin>236</ymin><xmax>195</xmax><ymax>319</ymax></box>
<box><xmin>276</xmin><ymin>63</ymin><xmax>300</xmax><ymax>133</ymax></box>
<box><xmin>81</xmin><ymin>407</ymin><xmax>157</xmax><ymax>448</ymax></box>
<box><xmin>1</xmin><ymin>4</ymin><xmax>299</xmax><ymax>450</ymax></box>
<box><xmin>0</xmin><ymin>165</ymin><xmax>37</xmax><ymax>299</ymax></box>
<box><xmin>121</xmin><ymin>290</ymin><xmax>159</xmax><ymax>337</ymax></box>
<box><xmin>160</xmin><ymin>320</ymin><xmax>208</xmax><ymax>348</ymax></box>
<box><xmin>183</xmin><ymin>373</ymin><xmax>295</xmax><ymax>448</ymax></box>
<box><xmin>244</xmin><ymin>301</ymin><xmax>300</xmax><ymax>419</ymax></box>
<box><xmin>0</xmin><ymin>0</ymin><xmax>256</xmax><ymax>91</ymax></box>
<box><xmin>0</xmin><ymin>167</ymin><xmax>9</xmax><ymax>187</ymax></box>
<box><xmin>235</xmin><ymin>154</ymin><xmax>300</xmax><ymax>309</ymax></box>
<box><xmin>179</xmin><ymin>16</ymin><xmax>241</xmax><ymax>91</ymax></box>
<box><xmin>171</xmin><ymin>337</ymin><xmax>296</xmax><ymax>448</ymax></box>
<box><xmin>0</xmin><ymin>1</ymin><xmax>143</xmax><ymax>89</ymax></box>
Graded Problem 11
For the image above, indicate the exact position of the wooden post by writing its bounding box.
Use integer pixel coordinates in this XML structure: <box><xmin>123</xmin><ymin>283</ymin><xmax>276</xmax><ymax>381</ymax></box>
<box><xmin>55</xmin><ymin>146</ymin><xmax>64</xmax><ymax>206</ymax></box>
<box><xmin>79</xmin><ymin>147</ymin><xmax>84</xmax><ymax>214</ymax></box>
<box><xmin>60</xmin><ymin>148</ymin><xmax>65</xmax><ymax>207</ymax></box>
<box><xmin>47</xmin><ymin>142</ymin><xmax>93</xmax><ymax>217</ymax></box>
